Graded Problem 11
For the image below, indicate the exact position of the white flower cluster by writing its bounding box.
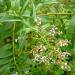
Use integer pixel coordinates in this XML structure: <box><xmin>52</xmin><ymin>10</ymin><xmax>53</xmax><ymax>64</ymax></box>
<box><xmin>32</xmin><ymin>54</ymin><xmax>49</xmax><ymax>64</ymax></box>
<box><xmin>32</xmin><ymin>45</ymin><xmax>47</xmax><ymax>53</ymax></box>
<box><xmin>49</xmin><ymin>25</ymin><xmax>63</xmax><ymax>37</ymax></box>
<box><xmin>61</xmin><ymin>62</ymin><xmax>71</xmax><ymax>71</ymax></box>
<box><xmin>49</xmin><ymin>25</ymin><xmax>60</xmax><ymax>37</ymax></box>
<box><xmin>40</xmin><ymin>56</ymin><xmax>49</xmax><ymax>64</ymax></box>
<box><xmin>32</xmin><ymin>45</ymin><xmax>49</xmax><ymax>64</ymax></box>
<box><xmin>32</xmin><ymin>54</ymin><xmax>41</xmax><ymax>62</ymax></box>
<box><xmin>53</xmin><ymin>48</ymin><xmax>71</xmax><ymax>71</ymax></box>
<box><xmin>59</xmin><ymin>51</ymin><xmax>71</xmax><ymax>60</ymax></box>
<box><xmin>58</xmin><ymin>39</ymin><xmax>70</xmax><ymax>47</ymax></box>
<box><xmin>49</xmin><ymin>26</ymin><xmax>58</xmax><ymax>37</ymax></box>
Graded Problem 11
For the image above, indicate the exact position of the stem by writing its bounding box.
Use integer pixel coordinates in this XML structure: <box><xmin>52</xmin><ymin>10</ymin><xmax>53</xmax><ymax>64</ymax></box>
<box><xmin>13</xmin><ymin>23</ymin><xmax>21</xmax><ymax>75</ymax></box>
<box><xmin>38</xmin><ymin>13</ymin><xmax>74</xmax><ymax>16</ymax></box>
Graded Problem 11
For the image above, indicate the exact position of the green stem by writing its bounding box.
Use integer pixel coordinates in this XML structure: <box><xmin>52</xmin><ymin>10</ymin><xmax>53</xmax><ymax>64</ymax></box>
<box><xmin>13</xmin><ymin>23</ymin><xmax>21</xmax><ymax>75</ymax></box>
<box><xmin>38</xmin><ymin>13</ymin><xmax>74</xmax><ymax>16</ymax></box>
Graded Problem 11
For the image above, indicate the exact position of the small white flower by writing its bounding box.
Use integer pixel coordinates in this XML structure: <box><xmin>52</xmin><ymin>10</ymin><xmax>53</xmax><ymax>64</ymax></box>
<box><xmin>15</xmin><ymin>39</ymin><xmax>18</xmax><ymax>43</ymax></box>
<box><xmin>35</xmin><ymin>17</ymin><xmax>41</xmax><ymax>25</ymax></box>
<box><xmin>25</xmin><ymin>70</ymin><xmax>29</xmax><ymax>75</ymax></box>
<box><xmin>64</xmin><ymin>62</ymin><xmax>67</xmax><ymax>66</ymax></box>
<box><xmin>43</xmin><ymin>46</ymin><xmax>47</xmax><ymax>50</ymax></box>
<box><xmin>61</xmin><ymin>65</ymin><xmax>64</xmax><ymax>69</ymax></box>
<box><xmin>49</xmin><ymin>26</ymin><xmax>58</xmax><ymax>37</ymax></box>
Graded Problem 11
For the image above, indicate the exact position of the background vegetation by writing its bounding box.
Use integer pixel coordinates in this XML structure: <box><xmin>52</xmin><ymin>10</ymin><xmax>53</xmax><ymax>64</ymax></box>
<box><xmin>0</xmin><ymin>0</ymin><xmax>75</xmax><ymax>75</ymax></box>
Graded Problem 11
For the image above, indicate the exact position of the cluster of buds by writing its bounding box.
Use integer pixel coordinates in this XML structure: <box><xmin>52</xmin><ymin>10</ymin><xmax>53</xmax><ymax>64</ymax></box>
<box><xmin>35</xmin><ymin>17</ymin><xmax>41</xmax><ymax>25</ymax></box>
<box><xmin>58</xmin><ymin>39</ymin><xmax>70</xmax><ymax>47</ymax></box>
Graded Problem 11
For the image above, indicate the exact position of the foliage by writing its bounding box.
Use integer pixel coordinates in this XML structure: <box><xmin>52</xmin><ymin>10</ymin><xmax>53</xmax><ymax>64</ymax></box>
<box><xmin>0</xmin><ymin>0</ymin><xmax>75</xmax><ymax>75</ymax></box>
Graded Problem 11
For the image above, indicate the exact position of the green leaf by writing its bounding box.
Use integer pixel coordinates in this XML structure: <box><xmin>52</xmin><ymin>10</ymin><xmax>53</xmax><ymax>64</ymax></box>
<box><xmin>66</xmin><ymin>16</ymin><xmax>75</xmax><ymax>45</ymax></box>
<box><xmin>18</xmin><ymin>26</ymin><xmax>26</xmax><ymax>50</ymax></box>
<box><xmin>0</xmin><ymin>58</ymin><xmax>13</xmax><ymax>65</ymax></box>
<box><xmin>54</xmin><ymin>70</ymin><xmax>62</xmax><ymax>75</ymax></box>
<box><xmin>0</xmin><ymin>44</ymin><xmax>12</xmax><ymax>58</ymax></box>
<box><xmin>31</xmin><ymin>0</ymin><xmax>36</xmax><ymax>20</ymax></box>
<box><xmin>0</xmin><ymin>63</ymin><xmax>11</xmax><ymax>73</ymax></box>
<box><xmin>20</xmin><ymin>0</ymin><xmax>29</xmax><ymax>15</ymax></box>
<box><xmin>0</xmin><ymin>15</ymin><xmax>21</xmax><ymax>22</ymax></box>
<box><xmin>4</xmin><ymin>0</ymin><xmax>11</xmax><ymax>11</ymax></box>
